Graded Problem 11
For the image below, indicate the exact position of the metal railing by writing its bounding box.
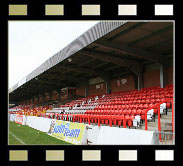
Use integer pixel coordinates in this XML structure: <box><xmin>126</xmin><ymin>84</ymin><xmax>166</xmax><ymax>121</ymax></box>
<box><xmin>153</xmin><ymin>131</ymin><xmax>174</xmax><ymax>145</ymax></box>
<box><xmin>144</xmin><ymin>98</ymin><xmax>174</xmax><ymax>142</ymax></box>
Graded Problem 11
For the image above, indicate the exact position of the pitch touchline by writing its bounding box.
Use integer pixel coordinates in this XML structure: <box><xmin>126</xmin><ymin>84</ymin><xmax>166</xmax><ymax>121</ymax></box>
<box><xmin>9</xmin><ymin>131</ymin><xmax>26</xmax><ymax>145</ymax></box>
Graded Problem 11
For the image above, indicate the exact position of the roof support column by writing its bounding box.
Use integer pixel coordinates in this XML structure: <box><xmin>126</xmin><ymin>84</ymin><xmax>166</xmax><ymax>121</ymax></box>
<box><xmin>160</xmin><ymin>62</ymin><xmax>167</xmax><ymax>88</ymax></box>
<box><xmin>42</xmin><ymin>94</ymin><xmax>45</xmax><ymax>103</ymax></box>
<box><xmin>47</xmin><ymin>92</ymin><xmax>52</xmax><ymax>101</ymax></box>
<box><xmin>49</xmin><ymin>92</ymin><xmax>52</xmax><ymax>101</ymax></box>
<box><xmin>56</xmin><ymin>90</ymin><xmax>61</xmax><ymax>100</ymax></box>
<box><xmin>102</xmin><ymin>76</ymin><xmax>111</xmax><ymax>95</ymax></box>
<box><xmin>137</xmin><ymin>72</ymin><xmax>144</xmax><ymax>90</ymax></box>
<box><xmin>132</xmin><ymin>65</ymin><xmax>144</xmax><ymax>90</ymax></box>
<box><xmin>84</xmin><ymin>81</ymin><xmax>89</xmax><ymax>98</ymax></box>
<box><xmin>37</xmin><ymin>95</ymin><xmax>39</xmax><ymax>104</ymax></box>
<box><xmin>105</xmin><ymin>80</ymin><xmax>111</xmax><ymax>95</ymax></box>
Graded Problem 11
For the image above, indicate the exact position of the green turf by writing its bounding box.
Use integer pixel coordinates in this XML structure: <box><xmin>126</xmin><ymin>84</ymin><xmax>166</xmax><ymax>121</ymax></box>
<box><xmin>9</xmin><ymin>131</ymin><xmax>23</xmax><ymax>145</ymax></box>
<box><xmin>9</xmin><ymin>121</ymin><xmax>71</xmax><ymax>145</ymax></box>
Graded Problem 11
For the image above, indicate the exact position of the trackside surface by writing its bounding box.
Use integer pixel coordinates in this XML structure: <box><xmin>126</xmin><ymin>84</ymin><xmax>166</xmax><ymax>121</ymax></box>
<box><xmin>8</xmin><ymin>121</ymin><xmax>71</xmax><ymax>145</ymax></box>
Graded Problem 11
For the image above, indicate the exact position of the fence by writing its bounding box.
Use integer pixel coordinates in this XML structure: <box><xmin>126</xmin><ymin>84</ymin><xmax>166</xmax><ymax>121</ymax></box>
<box><xmin>144</xmin><ymin>98</ymin><xmax>174</xmax><ymax>142</ymax></box>
<box><xmin>153</xmin><ymin>131</ymin><xmax>174</xmax><ymax>145</ymax></box>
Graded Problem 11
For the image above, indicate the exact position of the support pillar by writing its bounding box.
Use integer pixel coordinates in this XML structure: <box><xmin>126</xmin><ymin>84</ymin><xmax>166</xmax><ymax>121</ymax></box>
<box><xmin>37</xmin><ymin>95</ymin><xmax>40</xmax><ymax>104</ymax></box>
<box><xmin>56</xmin><ymin>89</ymin><xmax>61</xmax><ymax>101</ymax></box>
<box><xmin>137</xmin><ymin>72</ymin><xmax>144</xmax><ymax>90</ymax></box>
<box><xmin>84</xmin><ymin>81</ymin><xmax>89</xmax><ymax>97</ymax></box>
<box><xmin>133</xmin><ymin>67</ymin><xmax>144</xmax><ymax>91</ymax></box>
<box><xmin>160</xmin><ymin>62</ymin><xmax>167</xmax><ymax>88</ymax></box>
<box><xmin>48</xmin><ymin>92</ymin><xmax>52</xmax><ymax>101</ymax></box>
<box><xmin>85</xmin><ymin>86</ymin><xmax>89</xmax><ymax>98</ymax></box>
<box><xmin>105</xmin><ymin>79</ymin><xmax>111</xmax><ymax>94</ymax></box>
<box><xmin>102</xmin><ymin>75</ymin><xmax>111</xmax><ymax>95</ymax></box>
<box><xmin>42</xmin><ymin>94</ymin><xmax>45</xmax><ymax>103</ymax></box>
<box><xmin>33</xmin><ymin>97</ymin><xmax>36</xmax><ymax>104</ymax></box>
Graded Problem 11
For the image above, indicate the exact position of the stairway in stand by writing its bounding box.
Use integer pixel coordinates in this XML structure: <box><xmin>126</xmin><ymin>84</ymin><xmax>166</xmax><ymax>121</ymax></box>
<box><xmin>140</xmin><ymin>108</ymin><xmax>173</xmax><ymax>144</ymax></box>
<box><xmin>140</xmin><ymin>108</ymin><xmax>172</xmax><ymax>131</ymax></box>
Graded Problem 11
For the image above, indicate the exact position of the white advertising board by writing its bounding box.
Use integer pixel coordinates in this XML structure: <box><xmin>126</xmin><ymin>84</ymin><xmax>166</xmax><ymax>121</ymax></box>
<box><xmin>26</xmin><ymin>116</ymin><xmax>52</xmax><ymax>132</ymax></box>
<box><xmin>97</xmin><ymin>126</ymin><xmax>154</xmax><ymax>145</ymax></box>
<box><xmin>86</xmin><ymin>125</ymin><xmax>100</xmax><ymax>145</ymax></box>
<box><xmin>9</xmin><ymin>114</ymin><xmax>16</xmax><ymax>122</ymax></box>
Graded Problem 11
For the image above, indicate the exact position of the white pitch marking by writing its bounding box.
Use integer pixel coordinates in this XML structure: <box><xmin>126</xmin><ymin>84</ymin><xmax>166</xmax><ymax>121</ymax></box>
<box><xmin>9</xmin><ymin>131</ymin><xmax>26</xmax><ymax>145</ymax></box>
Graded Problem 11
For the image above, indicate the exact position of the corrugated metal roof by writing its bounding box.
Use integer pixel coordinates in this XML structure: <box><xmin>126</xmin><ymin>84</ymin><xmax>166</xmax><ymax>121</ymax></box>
<box><xmin>9</xmin><ymin>21</ymin><xmax>127</xmax><ymax>93</ymax></box>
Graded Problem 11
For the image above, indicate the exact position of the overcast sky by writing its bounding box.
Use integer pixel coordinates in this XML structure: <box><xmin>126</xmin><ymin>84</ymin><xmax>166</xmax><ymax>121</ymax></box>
<box><xmin>8</xmin><ymin>21</ymin><xmax>99</xmax><ymax>89</ymax></box>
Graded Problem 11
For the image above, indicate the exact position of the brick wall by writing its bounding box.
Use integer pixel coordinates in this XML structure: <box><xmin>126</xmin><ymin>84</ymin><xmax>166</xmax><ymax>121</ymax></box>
<box><xmin>76</xmin><ymin>87</ymin><xmax>85</xmax><ymax>97</ymax></box>
<box><xmin>61</xmin><ymin>95</ymin><xmax>68</xmax><ymax>101</ymax></box>
<box><xmin>17</xmin><ymin>65</ymin><xmax>174</xmax><ymax>105</ymax></box>
<box><xmin>144</xmin><ymin>70</ymin><xmax>160</xmax><ymax>88</ymax></box>
<box><xmin>34</xmin><ymin>97</ymin><xmax>38</xmax><ymax>104</ymax></box>
<box><xmin>110</xmin><ymin>76</ymin><xmax>135</xmax><ymax>93</ymax></box>
<box><xmin>39</xmin><ymin>96</ymin><xmax>43</xmax><ymax>103</ymax></box>
<box><xmin>166</xmin><ymin>66</ymin><xmax>173</xmax><ymax>85</ymax></box>
<box><xmin>45</xmin><ymin>95</ymin><xmax>50</xmax><ymax>101</ymax></box>
<box><xmin>88</xmin><ymin>82</ymin><xmax>106</xmax><ymax>96</ymax></box>
<box><xmin>143</xmin><ymin>65</ymin><xmax>173</xmax><ymax>88</ymax></box>
<box><xmin>52</xmin><ymin>92</ymin><xmax>58</xmax><ymax>100</ymax></box>
<box><xmin>30</xmin><ymin>99</ymin><xmax>33</xmax><ymax>104</ymax></box>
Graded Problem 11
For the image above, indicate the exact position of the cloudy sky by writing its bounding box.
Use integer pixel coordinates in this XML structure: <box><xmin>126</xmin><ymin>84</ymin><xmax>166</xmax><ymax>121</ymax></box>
<box><xmin>8</xmin><ymin>21</ymin><xmax>99</xmax><ymax>89</ymax></box>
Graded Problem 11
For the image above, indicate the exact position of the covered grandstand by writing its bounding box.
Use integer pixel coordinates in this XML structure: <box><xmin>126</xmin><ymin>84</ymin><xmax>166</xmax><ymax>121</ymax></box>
<box><xmin>9</xmin><ymin>21</ymin><xmax>174</xmax><ymax>145</ymax></box>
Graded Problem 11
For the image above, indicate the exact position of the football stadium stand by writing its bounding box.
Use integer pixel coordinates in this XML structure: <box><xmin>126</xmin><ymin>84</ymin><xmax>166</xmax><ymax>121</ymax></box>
<box><xmin>9</xmin><ymin>21</ymin><xmax>174</xmax><ymax>144</ymax></box>
<box><xmin>9</xmin><ymin>84</ymin><xmax>173</xmax><ymax>129</ymax></box>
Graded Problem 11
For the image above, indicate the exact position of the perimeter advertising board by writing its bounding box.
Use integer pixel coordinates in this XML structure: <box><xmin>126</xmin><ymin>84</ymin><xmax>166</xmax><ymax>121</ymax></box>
<box><xmin>15</xmin><ymin>115</ymin><xmax>26</xmax><ymax>125</ymax></box>
<box><xmin>9</xmin><ymin>114</ymin><xmax>16</xmax><ymax>121</ymax></box>
<box><xmin>48</xmin><ymin>120</ymin><xmax>86</xmax><ymax>145</ymax></box>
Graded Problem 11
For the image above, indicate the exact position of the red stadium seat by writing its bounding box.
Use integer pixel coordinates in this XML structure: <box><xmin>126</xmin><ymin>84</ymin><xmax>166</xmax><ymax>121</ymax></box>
<box><xmin>131</xmin><ymin>109</ymin><xmax>137</xmax><ymax>115</ymax></box>
<box><xmin>141</xmin><ymin>110</ymin><xmax>146</xmax><ymax>120</ymax></box>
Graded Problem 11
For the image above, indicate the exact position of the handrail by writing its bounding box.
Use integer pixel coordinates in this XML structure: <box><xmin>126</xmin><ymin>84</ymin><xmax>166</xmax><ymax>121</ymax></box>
<box><xmin>144</xmin><ymin>98</ymin><xmax>174</xmax><ymax>142</ymax></box>
<box><xmin>144</xmin><ymin>98</ymin><xmax>173</xmax><ymax>114</ymax></box>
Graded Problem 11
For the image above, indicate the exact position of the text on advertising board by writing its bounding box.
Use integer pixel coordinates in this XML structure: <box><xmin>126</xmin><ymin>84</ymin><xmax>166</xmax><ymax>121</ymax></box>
<box><xmin>50</xmin><ymin>120</ymin><xmax>86</xmax><ymax>145</ymax></box>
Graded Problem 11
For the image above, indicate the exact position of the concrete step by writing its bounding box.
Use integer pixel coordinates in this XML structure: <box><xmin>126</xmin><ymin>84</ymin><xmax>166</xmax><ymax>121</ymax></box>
<box><xmin>146</xmin><ymin>119</ymin><xmax>172</xmax><ymax>125</ymax></box>
<box><xmin>160</xmin><ymin>118</ymin><xmax>172</xmax><ymax>123</ymax></box>
<box><xmin>161</xmin><ymin>125</ymin><xmax>173</xmax><ymax>131</ymax></box>
<box><xmin>154</xmin><ymin>114</ymin><xmax>172</xmax><ymax>120</ymax></box>
<box><xmin>141</xmin><ymin>120</ymin><xmax>172</xmax><ymax>129</ymax></box>
<box><xmin>141</xmin><ymin>125</ymin><xmax>172</xmax><ymax>131</ymax></box>
<box><xmin>167</xmin><ymin>111</ymin><xmax>172</xmax><ymax>115</ymax></box>
<box><xmin>160</xmin><ymin>115</ymin><xmax>172</xmax><ymax>119</ymax></box>
<box><xmin>141</xmin><ymin>125</ymin><xmax>158</xmax><ymax>131</ymax></box>
<box><xmin>167</xmin><ymin>108</ymin><xmax>172</xmax><ymax>112</ymax></box>
<box><xmin>146</xmin><ymin>122</ymin><xmax>171</xmax><ymax>127</ymax></box>
<box><xmin>154</xmin><ymin>117</ymin><xmax>172</xmax><ymax>122</ymax></box>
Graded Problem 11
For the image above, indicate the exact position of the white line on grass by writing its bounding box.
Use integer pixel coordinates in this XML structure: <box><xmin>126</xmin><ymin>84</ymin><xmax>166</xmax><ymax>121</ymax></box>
<box><xmin>9</xmin><ymin>131</ymin><xmax>26</xmax><ymax>145</ymax></box>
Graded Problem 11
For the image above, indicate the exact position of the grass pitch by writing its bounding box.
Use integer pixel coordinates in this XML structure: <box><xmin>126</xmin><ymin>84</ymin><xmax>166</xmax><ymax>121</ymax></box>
<box><xmin>9</xmin><ymin>121</ymin><xmax>71</xmax><ymax>145</ymax></box>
